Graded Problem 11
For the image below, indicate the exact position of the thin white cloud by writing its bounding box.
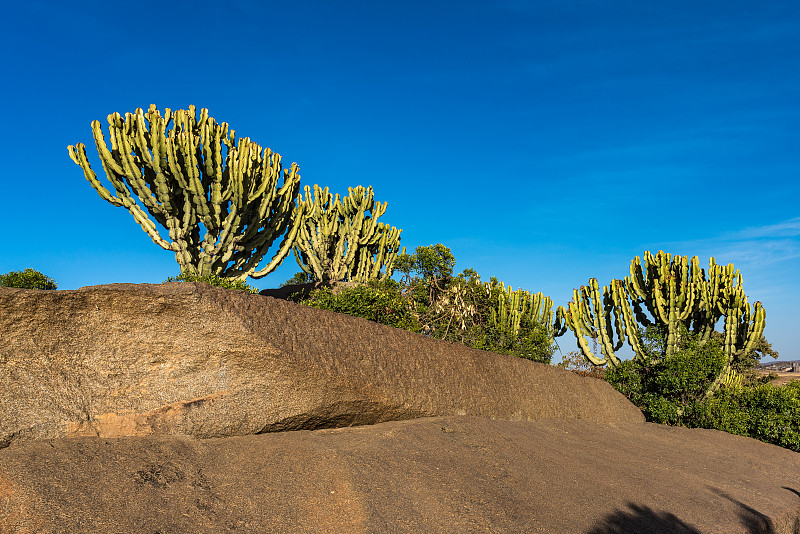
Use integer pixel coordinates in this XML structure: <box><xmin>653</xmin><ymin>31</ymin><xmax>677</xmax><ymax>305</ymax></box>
<box><xmin>651</xmin><ymin>218</ymin><xmax>800</xmax><ymax>268</ymax></box>
<box><xmin>641</xmin><ymin>217</ymin><xmax>800</xmax><ymax>304</ymax></box>
<box><xmin>723</xmin><ymin>217</ymin><xmax>800</xmax><ymax>240</ymax></box>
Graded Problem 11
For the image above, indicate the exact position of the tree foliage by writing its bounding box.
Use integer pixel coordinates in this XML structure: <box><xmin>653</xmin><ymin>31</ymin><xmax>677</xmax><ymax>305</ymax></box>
<box><xmin>395</xmin><ymin>244</ymin><xmax>456</xmax><ymax>304</ymax></box>
<box><xmin>299</xmin><ymin>244</ymin><xmax>557</xmax><ymax>364</ymax></box>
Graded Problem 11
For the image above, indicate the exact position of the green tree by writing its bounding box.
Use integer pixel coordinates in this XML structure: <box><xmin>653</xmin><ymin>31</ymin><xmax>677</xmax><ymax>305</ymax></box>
<box><xmin>732</xmin><ymin>334</ymin><xmax>779</xmax><ymax>373</ymax></box>
<box><xmin>0</xmin><ymin>268</ymin><xmax>57</xmax><ymax>290</ymax></box>
<box><xmin>395</xmin><ymin>244</ymin><xmax>456</xmax><ymax>305</ymax></box>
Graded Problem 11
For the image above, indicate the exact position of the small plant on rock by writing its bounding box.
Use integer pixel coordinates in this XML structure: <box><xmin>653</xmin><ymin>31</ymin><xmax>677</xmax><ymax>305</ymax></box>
<box><xmin>164</xmin><ymin>272</ymin><xmax>258</xmax><ymax>293</ymax></box>
<box><xmin>0</xmin><ymin>268</ymin><xmax>57</xmax><ymax>290</ymax></box>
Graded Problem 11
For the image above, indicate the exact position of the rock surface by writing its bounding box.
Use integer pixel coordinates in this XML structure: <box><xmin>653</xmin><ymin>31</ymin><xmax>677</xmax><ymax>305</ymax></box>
<box><xmin>1</xmin><ymin>416</ymin><xmax>799</xmax><ymax>533</ymax></box>
<box><xmin>0</xmin><ymin>283</ymin><xmax>642</xmax><ymax>448</ymax></box>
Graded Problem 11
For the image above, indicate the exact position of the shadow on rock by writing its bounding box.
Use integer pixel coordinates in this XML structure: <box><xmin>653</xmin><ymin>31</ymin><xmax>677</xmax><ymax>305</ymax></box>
<box><xmin>710</xmin><ymin>487</ymin><xmax>800</xmax><ymax>534</ymax></box>
<box><xmin>587</xmin><ymin>502</ymin><xmax>702</xmax><ymax>534</ymax></box>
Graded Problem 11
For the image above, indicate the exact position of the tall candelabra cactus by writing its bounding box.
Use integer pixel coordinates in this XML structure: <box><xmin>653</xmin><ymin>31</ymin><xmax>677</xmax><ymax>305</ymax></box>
<box><xmin>489</xmin><ymin>282</ymin><xmax>566</xmax><ymax>340</ymax></box>
<box><xmin>559</xmin><ymin>251</ymin><xmax>766</xmax><ymax>388</ymax></box>
<box><xmin>703</xmin><ymin>259</ymin><xmax>766</xmax><ymax>396</ymax></box>
<box><xmin>293</xmin><ymin>184</ymin><xmax>403</xmax><ymax>283</ymax></box>
<box><xmin>68</xmin><ymin>105</ymin><xmax>306</xmax><ymax>281</ymax></box>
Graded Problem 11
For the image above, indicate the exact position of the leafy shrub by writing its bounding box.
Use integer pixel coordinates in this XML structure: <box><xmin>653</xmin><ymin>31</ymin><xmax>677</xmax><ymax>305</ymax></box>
<box><xmin>0</xmin><ymin>268</ymin><xmax>57</xmax><ymax>290</ymax></box>
<box><xmin>603</xmin><ymin>325</ymin><xmax>800</xmax><ymax>452</ymax></box>
<box><xmin>693</xmin><ymin>381</ymin><xmax>800</xmax><ymax>452</ymax></box>
<box><xmin>300</xmin><ymin>278</ymin><xmax>421</xmax><ymax>331</ymax></box>
<box><xmin>164</xmin><ymin>272</ymin><xmax>258</xmax><ymax>293</ymax></box>
<box><xmin>605</xmin><ymin>326</ymin><xmax>726</xmax><ymax>426</ymax></box>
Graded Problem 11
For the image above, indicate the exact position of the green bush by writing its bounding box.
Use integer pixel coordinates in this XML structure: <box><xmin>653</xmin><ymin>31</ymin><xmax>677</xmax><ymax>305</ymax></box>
<box><xmin>0</xmin><ymin>268</ymin><xmax>57</xmax><ymax>290</ymax></box>
<box><xmin>694</xmin><ymin>381</ymin><xmax>800</xmax><ymax>452</ymax></box>
<box><xmin>475</xmin><ymin>312</ymin><xmax>556</xmax><ymax>364</ymax></box>
<box><xmin>164</xmin><ymin>272</ymin><xmax>258</xmax><ymax>293</ymax></box>
<box><xmin>296</xmin><ymin>243</ymin><xmax>556</xmax><ymax>364</ymax></box>
<box><xmin>300</xmin><ymin>278</ymin><xmax>421</xmax><ymax>331</ymax></box>
<box><xmin>605</xmin><ymin>327</ymin><xmax>726</xmax><ymax>426</ymax></box>
<box><xmin>604</xmin><ymin>325</ymin><xmax>800</xmax><ymax>452</ymax></box>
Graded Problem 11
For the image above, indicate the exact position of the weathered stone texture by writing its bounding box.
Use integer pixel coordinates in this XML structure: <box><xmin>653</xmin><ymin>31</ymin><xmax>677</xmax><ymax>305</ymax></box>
<box><xmin>0</xmin><ymin>283</ymin><xmax>642</xmax><ymax>447</ymax></box>
<box><xmin>1</xmin><ymin>283</ymin><xmax>799</xmax><ymax>532</ymax></box>
<box><xmin>1</xmin><ymin>416</ymin><xmax>798</xmax><ymax>533</ymax></box>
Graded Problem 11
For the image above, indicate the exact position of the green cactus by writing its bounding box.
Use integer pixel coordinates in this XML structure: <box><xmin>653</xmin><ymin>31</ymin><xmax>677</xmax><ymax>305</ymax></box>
<box><xmin>559</xmin><ymin>279</ymin><xmax>628</xmax><ymax>367</ymax></box>
<box><xmin>489</xmin><ymin>282</ymin><xmax>566</xmax><ymax>341</ymax></box>
<box><xmin>68</xmin><ymin>105</ymin><xmax>306</xmax><ymax>281</ymax></box>
<box><xmin>702</xmin><ymin>259</ymin><xmax>766</xmax><ymax>397</ymax></box>
<box><xmin>560</xmin><ymin>251</ymin><xmax>767</xmax><ymax>391</ymax></box>
<box><xmin>351</xmin><ymin>221</ymin><xmax>404</xmax><ymax>283</ymax></box>
<box><xmin>626</xmin><ymin>251</ymin><xmax>701</xmax><ymax>358</ymax></box>
<box><xmin>292</xmin><ymin>184</ymin><xmax>403</xmax><ymax>284</ymax></box>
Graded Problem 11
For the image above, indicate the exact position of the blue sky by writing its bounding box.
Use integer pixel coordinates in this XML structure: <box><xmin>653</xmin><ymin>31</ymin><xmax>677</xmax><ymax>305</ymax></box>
<box><xmin>2</xmin><ymin>1</ymin><xmax>798</xmax><ymax>362</ymax></box>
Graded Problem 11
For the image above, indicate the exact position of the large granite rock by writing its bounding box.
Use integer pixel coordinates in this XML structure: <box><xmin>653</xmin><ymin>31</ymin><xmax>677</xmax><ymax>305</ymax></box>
<box><xmin>1</xmin><ymin>416</ymin><xmax>799</xmax><ymax>533</ymax></box>
<box><xmin>0</xmin><ymin>283</ymin><xmax>642</xmax><ymax>447</ymax></box>
<box><xmin>2</xmin><ymin>283</ymin><xmax>799</xmax><ymax>532</ymax></box>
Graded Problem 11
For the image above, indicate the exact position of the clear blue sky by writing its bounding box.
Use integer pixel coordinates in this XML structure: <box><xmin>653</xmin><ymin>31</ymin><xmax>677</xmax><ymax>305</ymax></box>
<box><xmin>2</xmin><ymin>1</ymin><xmax>798</xmax><ymax>362</ymax></box>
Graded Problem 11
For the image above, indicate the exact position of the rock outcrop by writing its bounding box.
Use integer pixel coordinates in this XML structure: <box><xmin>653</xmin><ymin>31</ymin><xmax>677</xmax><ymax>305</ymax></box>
<box><xmin>2</xmin><ymin>283</ymin><xmax>800</xmax><ymax>532</ymax></box>
<box><xmin>1</xmin><ymin>416</ymin><xmax>799</xmax><ymax>533</ymax></box>
<box><xmin>0</xmin><ymin>283</ymin><xmax>642</xmax><ymax>447</ymax></box>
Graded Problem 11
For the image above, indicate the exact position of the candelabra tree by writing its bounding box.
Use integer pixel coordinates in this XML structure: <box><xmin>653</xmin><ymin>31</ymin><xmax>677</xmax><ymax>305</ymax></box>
<box><xmin>559</xmin><ymin>251</ymin><xmax>766</xmax><ymax>394</ymax></box>
<box><xmin>626</xmin><ymin>251</ymin><xmax>703</xmax><ymax>358</ymax></box>
<box><xmin>292</xmin><ymin>184</ymin><xmax>404</xmax><ymax>284</ymax></box>
<box><xmin>68</xmin><ymin>105</ymin><xmax>307</xmax><ymax>281</ymax></box>
<box><xmin>481</xmin><ymin>281</ymin><xmax>566</xmax><ymax>363</ymax></box>
<box><xmin>702</xmin><ymin>259</ymin><xmax>766</xmax><ymax>396</ymax></box>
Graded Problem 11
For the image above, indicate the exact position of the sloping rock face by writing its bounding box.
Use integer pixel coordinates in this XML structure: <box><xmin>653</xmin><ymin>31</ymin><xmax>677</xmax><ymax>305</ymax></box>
<box><xmin>1</xmin><ymin>416</ymin><xmax>799</xmax><ymax>533</ymax></box>
<box><xmin>0</xmin><ymin>283</ymin><xmax>642</xmax><ymax>447</ymax></box>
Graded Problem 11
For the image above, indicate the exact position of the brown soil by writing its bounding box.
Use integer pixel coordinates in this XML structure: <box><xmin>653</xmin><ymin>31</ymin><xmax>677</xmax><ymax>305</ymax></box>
<box><xmin>756</xmin><ymin>370</ymin><xmax>800</xmax><ymax>387</ymax></box>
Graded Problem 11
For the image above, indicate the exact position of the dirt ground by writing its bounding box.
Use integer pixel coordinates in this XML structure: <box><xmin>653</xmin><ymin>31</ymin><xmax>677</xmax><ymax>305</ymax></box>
<box><xmin>756</xmin><ymin>369</ymin><xmax>800</xmax><ymax>387</ymax></box>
